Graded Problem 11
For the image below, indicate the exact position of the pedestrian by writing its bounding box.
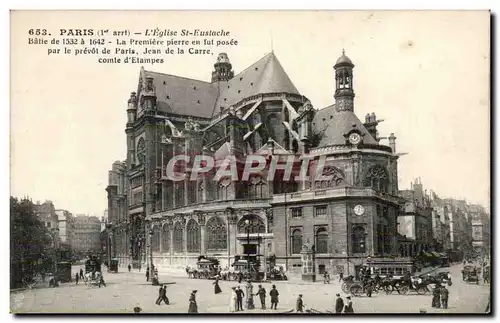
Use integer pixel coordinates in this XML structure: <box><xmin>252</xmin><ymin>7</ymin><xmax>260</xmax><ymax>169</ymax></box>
<box><xmin>238</xmin><ymin>272</ymin><xmax>243</xmax><ymax>284</ymax></box>
<box><xmin>188</xmin><ymin>290</ymin><xmax>198</xmax><ymax>313</ymax></box>
<box><xmin>214</xmin><ymin>277</ymin><xmax>222</xmax><ymax>294</ymax></box>
<box><xmin>75</xmin><ymin>272</ymin><xmax>79</xmax><ymax>285</ymax></box>
<box><xmin>133</xmin><ymin>306</ymin><xmax>142</xmax><ymax>314</ymax></box>
<box><xmin>254</xmin><ymin>284</ymin><xmax>266</xmax><ymax>309</ymax></box>
<box><xmin>229</xmin><ymin>287</ymin><xmax>237</xmax><ymax>312</ymax></box>
<box><xmin>99</xmin><ymin>273</ymin><xmax>106</xmax><ymax>287</ymax></box>
<box><xmin>296</xmin><ymin>294</ymin><xmax>304</xmax><ymax>313</ymax></box>
<box><xmin>79</xmin><ymin>268</ymin><xmax>84</xmax><ymax>280</ymax></box>
<box><xmin>269</xmin><ymin>284</ymin><xmax>279</xmax><ymax>310</ymax></box>
<box><xmin>339</xmin><ymin>272</ymin><xmax>344</xmax><ymax>282</ymax></box>
<box><xmin>146</xmin><ymin>267</ymin><xmax>150</xmax><ymax>282</ymax></box>
<box><xmin>344</xmin><ymin>296</ymin><xmax>354</xmax><ymax>313</ymax></box>
<box><xmin>366</xmin><ymin>280</ymin><xmax>373</xmax><ymax>297</ymax></box>
<box><xmin>235</xmin><ymin>286</ymin><xmax>245</xmax><ymax>311</ymax></box>
<box><xmin>128</xmin><ymin>264</ymin><xmax>131</xmax><ymax>272</ymax></box>
<box><xmin>432</xmin><ymin>285</ymin><xmax>441</xmax><ymax>308</ymax></box>
<box><xmin>156</xmin><ymin>285</ymin><xmax>164</xmax><ymax>305</ymax></box>
<box><xmin>335</xmin><ymin>293</ymin><xmax>344</xmax><ymax>314</ymax></box>
<box><xmin>440</xmin><ymin>285</ymin><xmax>449</xmax><ymax>309</ymax></box>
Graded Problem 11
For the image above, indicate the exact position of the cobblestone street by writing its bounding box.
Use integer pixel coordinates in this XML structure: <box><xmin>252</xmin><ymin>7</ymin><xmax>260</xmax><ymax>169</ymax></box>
<box><xmin>10</xmin><ymin>263</ymin><xmax>489</xmax><ymax>314</ymax></box>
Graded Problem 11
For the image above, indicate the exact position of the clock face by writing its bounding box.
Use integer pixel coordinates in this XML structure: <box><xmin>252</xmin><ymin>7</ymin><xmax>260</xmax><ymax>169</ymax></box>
<box><xmin>354</xmin><ymin>204</ymin><xmax>365</xmax><ymax>216</ymax></box>
<box><xmin>349</xmin><ymin>133</ymin><xmax>362</xmax><ymax>145</ymax></box>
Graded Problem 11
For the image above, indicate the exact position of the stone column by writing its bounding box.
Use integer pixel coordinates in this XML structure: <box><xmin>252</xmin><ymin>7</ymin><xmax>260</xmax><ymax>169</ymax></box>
<box><xmin>227</xmin><ymin>212</ymin><xmax>238</xmax><ymax>265</ymax></box>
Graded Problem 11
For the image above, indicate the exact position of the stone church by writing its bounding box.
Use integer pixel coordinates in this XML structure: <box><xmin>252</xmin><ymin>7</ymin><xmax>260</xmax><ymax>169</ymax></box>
<box><xmin>106</xmin><ymin>50</ymin><xmax>404</xmax><ymax>277</ymax></box>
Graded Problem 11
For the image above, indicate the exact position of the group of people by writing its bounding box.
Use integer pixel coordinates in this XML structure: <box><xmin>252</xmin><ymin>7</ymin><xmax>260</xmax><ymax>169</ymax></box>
<box><xmin>74</xmin><ymin>268</ymin><xmax>106</xmax><ymax>287</ymax></box>
<box><xmin>145</xmin><ymin>266</ymin><xmax>160</xmax><ymax>285</ymax></box>
<box><xmin>431</xmin><ymin>284</ymin><xmax>450</xmax><ymax>309</ymax></box>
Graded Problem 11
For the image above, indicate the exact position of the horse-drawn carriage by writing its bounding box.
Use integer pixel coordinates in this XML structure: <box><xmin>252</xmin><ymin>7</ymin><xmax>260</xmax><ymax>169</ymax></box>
<box><xmin>268</xmin><ymin>266</ymin><xmax>288</xmax><ymax>281</ymax></box>
<box><xmin>193</xmin><ymin>259</ymin><xmax>219</xmax><ymax>279</ymax></box>
<box><xmin>462</xmin><ymin>265</ymin><xmax>479</xmax><ymax>284</ymax></box>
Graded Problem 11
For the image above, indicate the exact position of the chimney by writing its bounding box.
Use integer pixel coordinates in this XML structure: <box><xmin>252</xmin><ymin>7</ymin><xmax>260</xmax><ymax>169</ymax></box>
<box><xmin>389</xmin><ymin>133</ymin><xmax>397</xmax><ymax>153</ymax></box>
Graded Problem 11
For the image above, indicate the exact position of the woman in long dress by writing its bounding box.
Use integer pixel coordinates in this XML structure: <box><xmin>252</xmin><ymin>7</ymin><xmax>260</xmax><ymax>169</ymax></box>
<box><xmin>188</xmin><ymin>290</ymin><xmax>198</xmax><ymax>313</ymax></box>
<box><xmin>214</xmin><ymin>277</ymin><xmax>222</xmax><ymax>294</ymax></box>
<box><xmin>229</xmin><ymin>287</ymin><xmax>237</xmax><ymax>312</ymax></box>
<box><xmin>432</xmin><ymin>285</ymin><xmax>441</xmax><ymax>308</ymax></box>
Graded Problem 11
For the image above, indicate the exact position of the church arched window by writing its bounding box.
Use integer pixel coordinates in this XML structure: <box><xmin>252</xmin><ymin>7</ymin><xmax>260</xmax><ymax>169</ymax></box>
<box><xmin>186</xmin><ymin>219</ymin><xmax>201</xmax><ymax>253</ymax></box>
<box><xmin>315</xmin><ymin>227</ymin><xmax>329</xmax><ymax>254</ymax></box>
<box><xmin>206</xmin><ymin>216</ymin><xmax>227</xmax><ymax>250</ymax></box>
<box><xmin>152</xmin><ymin>225</ymin><xmax>161</xmax><ymax>252</ymax></box>
<box><xmin>173</xmin><ymin>222</ymin><xmax>184</xmax><ymax>253</ymax></box>
<box><xmin>136</xmin><ymin>138</ymin><xmax>146</xmax><ymax>165</ymax></box>
<box><xmin>351</xmin><ymin>226</ymin><xmax>366</xmax><ymax>253</ymax></box>
<box><xmin>314</xmin><ymin>166</ymin><xmax>345</xmax><ymax>189</ymax></box>
<box><xmin>291</xmin><ymin>228</ymin><xmax>303</xmax><ymax>254</ymax></box>
<box><xmin>237</xmin><ymin>214</ymin><xmax>266</xmax><ymax>234</ymax></box>
<box><xmin>161</xmin><ymin>224</ymin><xmax>170</xmax><ymax>253</ymax></box>
<box><xmin>363</xmin><ymin>165</ymin><xmax>389</xmax><ymax>193</ymax></box>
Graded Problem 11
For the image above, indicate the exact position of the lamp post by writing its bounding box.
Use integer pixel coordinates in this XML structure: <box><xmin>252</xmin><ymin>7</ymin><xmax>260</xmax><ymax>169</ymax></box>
<box><xmin>148</xmin><ymin>224</ymin><xmax>154</xmax><ymax>280</ymax></box>
<box><xmin>106</xmin><ymin>222</ymin><xmax>113</xmax><ymax>271</ymax></box>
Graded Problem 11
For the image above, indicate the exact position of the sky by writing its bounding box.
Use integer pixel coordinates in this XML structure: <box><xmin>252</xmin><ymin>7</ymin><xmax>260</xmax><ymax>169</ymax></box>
<box><xmin>10</xmin><ymin>10</ymin><xmax>490</xmax><ymax>217</ymax></box>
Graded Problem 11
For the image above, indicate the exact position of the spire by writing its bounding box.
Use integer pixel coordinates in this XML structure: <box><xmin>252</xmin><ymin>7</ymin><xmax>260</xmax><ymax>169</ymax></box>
<box><xmin>334</xmin><ymin>50</ymin><xmax>355</xmax><ymax>112</ymax></box>
<box><xmin>211</xmin><ymin>53</ymin><xmax>234</xmax><ymax>82</ymax></box>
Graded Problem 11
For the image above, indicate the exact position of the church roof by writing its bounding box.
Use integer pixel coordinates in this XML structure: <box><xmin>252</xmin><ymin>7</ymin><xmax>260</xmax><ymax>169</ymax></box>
<box><xmin>141</xmin><ymin>52</ymin><xmax>300</xmax><ymax>119</ymax></box>
<box><xmin>216</xmin><ymin>52</ymin><xmax>300</xmax><ymax>108</ymax></box>
<box><xmin>312</xmin><ymin>104</ymin><xmax>377</xmax><ymax>147</ymax></box>
<box><xmin>143</xmin><ymin>70</ymin><xmax>218</xmax><ymax>119</ymax></box>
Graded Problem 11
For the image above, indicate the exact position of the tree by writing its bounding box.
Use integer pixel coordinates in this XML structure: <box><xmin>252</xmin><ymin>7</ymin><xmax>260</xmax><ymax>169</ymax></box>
<box><xmin>10</xmin><ymin>196</ymin><xmax>51</xmax><ymax>288</ymax></box>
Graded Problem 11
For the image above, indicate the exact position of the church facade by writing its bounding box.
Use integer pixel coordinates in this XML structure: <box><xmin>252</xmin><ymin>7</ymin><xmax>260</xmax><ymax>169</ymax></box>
<box><xmin>106</xmin><ymin>50</ymin><xmax>404</xmax><ymax>277</ymax></box>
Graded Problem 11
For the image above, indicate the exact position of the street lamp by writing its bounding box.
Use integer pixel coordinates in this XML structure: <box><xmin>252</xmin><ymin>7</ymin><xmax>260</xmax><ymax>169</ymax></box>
<box><xmin>148</xmin><ymin>224</ymin><xmax>154</xmax><ymax>279</ymax></box>
<box><xmin>106</xmin><ymin>222</ymin><xmax>113</xmax><ymax>271</ymax></box>
<box><xmin>50</xmin><ymin>228</ymin><xmax>60</xmax><ymax>286</ymax></box>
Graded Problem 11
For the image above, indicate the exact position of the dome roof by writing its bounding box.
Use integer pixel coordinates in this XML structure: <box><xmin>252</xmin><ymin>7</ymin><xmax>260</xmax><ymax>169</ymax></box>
<box><xmin>216</xmin><ymin>53</ymin><xmax>231</xmax><ymax>64</ymax></box>
<box><xmin>335</xmin><ymin>50</ymin><xmax>354</xmax><ymax>67</ymax></box>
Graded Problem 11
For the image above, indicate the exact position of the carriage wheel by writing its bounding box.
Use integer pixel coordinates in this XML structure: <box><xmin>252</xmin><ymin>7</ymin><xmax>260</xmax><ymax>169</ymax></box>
<box><xmin>416</xmin><ymin>286</ymin><xmax>427</xmax><ymax>295</ymax></box>
<box><xmin>350</xmin><ymin>284</ymin><xmax>363</xmax><ymax>297</ymax></box>
<box><xmin>400</xmin><ymin>286</ymin><xmax>409</xmax><ymax>295</ymax></box>
<box><xmin>341</xmin><ymin>283</ymin><xmax>350</xmax><ymax>294</ymax></box>
<box><xmin>384</xmin><ymin>285</ymin><xmax>393</xmax><ymax>295</ymax></box>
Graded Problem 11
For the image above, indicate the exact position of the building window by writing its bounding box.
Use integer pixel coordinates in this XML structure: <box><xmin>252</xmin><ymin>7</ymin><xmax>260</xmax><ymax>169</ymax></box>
<box><xmin>318</xmin><ymin>264</ymin><xmax>326</xmax><ymax>275</ymax></box>
<box><xmin>197</xmin><ymin>182</ymin><xmax>204</xmax><ymax>203</ymax></box>
<box><xmin>351</xmin><ymin>226</ymin><xmax>366</xmax><ymax>253</ymax></box>
<box><xmin>187</xmin><ymin>180</ymin><xmax>196</xmax><ymax>205</ymax></box>
<box><xmin>314</xmin><ymin>166</ymin><xmax>345</xmax><ymax>189</ymax></box>
<box><xmin>363</xmin><ymin>165</ymin><xmax>389</xmax><ymax>193</ymax></box>
<box><xmin>136</xmin><ymin>138</ymin><xmax>146</xmax><ymax>165</ymax></box>
<box><xmin>291</xmin><ymin>228</ymin><xmax>303</xmax><ymax>254</ymax></box>
<box><xmin>217</xmin><ymin>180</ymin><xmax>229</xmax><ymax>200</ymax></box>
<box><xmin>247</xmin><ymin>176</ymin><xmax>267</xmax><ymax>199</ymax></box>
<box><xmin>206</xmin><ymin>216</ymin><xmax>227</xmax><ymax>250</ymax></box>
<box><xmin>175</xmin><ymin>182</ymin><xmax>185</xmax><ymax>207</ymax></box>
<box><xmin>315</xmin><ymin>227</ymin><xmax>328</xmax><ymax>253</ymax></box>
<box><xmin>186</xmin><ymin>219</ymin><xmax>200</xmax><ymax>253</ymax></box>
<box><xmin>173</xmin><ymin>222</ymin><xmax>184</xmax><ymax>253</ymax></box>
<box><xmin>291</xmin><ymin>208</ymin><xmax>303</xmax><ymax>219</ymax></box>
<box><xmin>314</xmin><ymin>205</ymin><xmax>327</xmax><ymax>217</ymax></box>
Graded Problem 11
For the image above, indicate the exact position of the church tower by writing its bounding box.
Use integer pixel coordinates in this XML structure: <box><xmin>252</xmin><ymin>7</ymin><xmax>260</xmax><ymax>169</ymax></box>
<box><xmin>211</xmin><ymin>53</ymin><xmax>234</xmax><ymax>82</ymax></box>
<box><xmin>334</xmin><ymin>50</ymin><xmax>355</xmax><ymax>112</ymax></box>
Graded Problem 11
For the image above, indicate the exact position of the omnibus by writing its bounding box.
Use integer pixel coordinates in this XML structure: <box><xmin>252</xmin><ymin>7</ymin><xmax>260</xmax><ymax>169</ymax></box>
<box><xmin>362</xmin><ymin>257</ymin><xmax>414</xmax><ymax>279</ymax></box>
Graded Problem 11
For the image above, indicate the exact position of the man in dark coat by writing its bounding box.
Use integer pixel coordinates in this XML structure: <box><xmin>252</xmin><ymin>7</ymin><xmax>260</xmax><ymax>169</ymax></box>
<box><xmin>156</xmin><ymin>285</ymin><xmax>164</xmax><ymax>305</ymax></box>
<box><xmin>75</xmin><ymin>273</ymin><xmax>79</xmax><ymax>285</ymax></box>
<box><xmin>335</xmin><ymin>294</ymin><xmax>344</xmax><ymax>314</ymax></box>
<box><xmin>255</xmin><ymin>284</ymin><xmax>266</xmax><ymax>309</ymax></box>
<box><xmin>344</xmin><ymin>296</ymin><xmax>354</xmax><ymax>313</ymax></box>
<box><xmin>440</xmin><ymin>285</ymin><xmax>449</xmax><ymax>309</ymax></box>
<box><xmin>128</xmin><ymin>264</ymin><xmax>131</xmax><ymax>272</ymax></box>
<box><xmin>432</xmin><ymin>285</ymin><xmax>441</xmax><ymax>308</ymax></box>
<box><xmin>146</xmin><ymin>267</ymin><xmax>150</xmax><ymax>282</ymax></box>
<box><xmin>339</xmin><ymin>272</ymin><xmax>344</xmax><ymax>282</ymax></box>
<box><xmin>296</xmin><ymin>294</ymin><xmax>304</xmax><ymax>313</ymax></box>
<box><xmin>269</xmin><ymin>285</ymin><xmax>279</xmax><ymax>310</ymax></box>
<box><xmin>79</xmin><ymin>268</ymin><xmax>84</xmax><ymax>280</ymax></box>
<box><xmin>235</xmin><ymin>286</ymin><xmax>245</xmax><ymax>311</ymax></box>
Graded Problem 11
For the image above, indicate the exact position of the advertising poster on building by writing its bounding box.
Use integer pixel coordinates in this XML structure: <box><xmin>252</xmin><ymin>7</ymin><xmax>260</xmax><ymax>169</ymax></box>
<box><xmin>10</xmin><ymin>10</ymin><xmax>491</xmax><ymax>314</ymax></box>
